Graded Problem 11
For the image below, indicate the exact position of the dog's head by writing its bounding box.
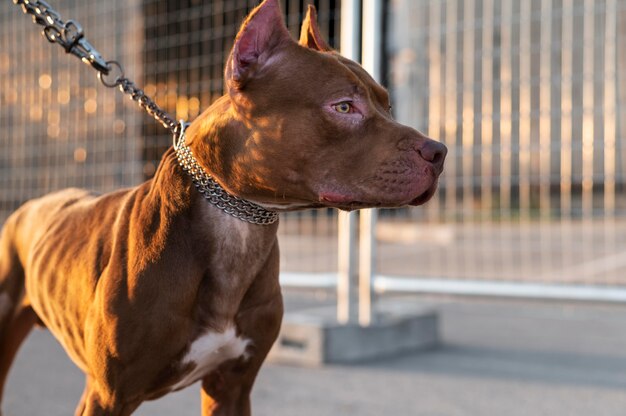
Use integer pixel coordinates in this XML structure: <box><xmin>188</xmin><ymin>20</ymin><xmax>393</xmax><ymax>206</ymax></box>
<box><xmin>188</xmin><ymin>0</ymin><xmax>446</xmax><ymax>211</ymax></box>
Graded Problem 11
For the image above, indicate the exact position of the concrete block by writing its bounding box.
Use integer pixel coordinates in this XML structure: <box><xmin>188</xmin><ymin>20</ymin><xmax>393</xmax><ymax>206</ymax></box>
<box><xmin>268</xmin><ymin>302</ymin><xmax>439</xmax><ymax>366</ymax></box>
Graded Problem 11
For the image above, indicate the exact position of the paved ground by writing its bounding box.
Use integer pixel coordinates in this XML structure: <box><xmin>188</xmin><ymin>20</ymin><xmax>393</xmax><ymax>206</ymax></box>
<box><xmin>4</xmin><ymin>292</ymin><xmax>626</xmax><ymax>416</ymax></box>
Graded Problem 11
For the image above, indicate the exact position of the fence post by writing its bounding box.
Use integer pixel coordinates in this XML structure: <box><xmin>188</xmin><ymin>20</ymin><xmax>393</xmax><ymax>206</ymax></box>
<box><xmin>358</xmin><ymin>210</ymin><xmax>376</xmax><ymax>325</ymax></box>
<box><xmin>357</xmin><ymin>0</ymin><xmax>383</xmax><ymax>326</ymax></box>
<box><xmin>337</xmin><ymin>0</ymin><xmax>361</xmax><ymax>324</ymax></box>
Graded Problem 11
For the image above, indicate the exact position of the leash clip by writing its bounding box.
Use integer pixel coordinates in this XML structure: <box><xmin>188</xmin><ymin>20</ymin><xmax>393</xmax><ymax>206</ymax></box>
<box><xmin>173</xmin><ymin>120</ymin><xmax>190</xmax><ymax>150</ymax></box>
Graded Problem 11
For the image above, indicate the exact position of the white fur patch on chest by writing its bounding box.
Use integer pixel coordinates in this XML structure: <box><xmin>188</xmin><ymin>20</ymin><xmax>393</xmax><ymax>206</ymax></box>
<box><xmin>171</xmin><ymin>326</ymin><xmax>251</xmax><ymax>391</ymax></box>
<box><xmin>0</xmin><ymin>293</ymin><xmax>12</xmax><ymax>321</ymax></box>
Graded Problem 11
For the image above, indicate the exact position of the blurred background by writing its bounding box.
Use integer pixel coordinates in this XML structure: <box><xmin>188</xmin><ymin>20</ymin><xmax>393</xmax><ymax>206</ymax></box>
<box><xmin>2</xmin><ymin>0</ymin><xmax>626</xmax><ymax>415</ymax></box>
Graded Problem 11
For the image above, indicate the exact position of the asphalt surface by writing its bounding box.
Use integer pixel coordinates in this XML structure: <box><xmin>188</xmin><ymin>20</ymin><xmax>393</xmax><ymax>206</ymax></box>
<box><xmin>4</xmin><ymin>292</ymin><xmax>626</xmax><ymax>416</ymax></box>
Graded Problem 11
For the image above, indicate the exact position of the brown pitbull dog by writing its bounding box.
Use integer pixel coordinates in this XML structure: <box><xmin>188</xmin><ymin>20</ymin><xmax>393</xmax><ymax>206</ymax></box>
<box><xmin>0</xmin><ymin>1</ymin><xmax>446</xmax><ymax>415</ymax></box>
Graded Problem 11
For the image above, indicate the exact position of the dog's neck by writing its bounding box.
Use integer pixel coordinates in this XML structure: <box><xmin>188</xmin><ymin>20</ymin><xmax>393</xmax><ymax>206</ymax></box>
<box><xmin>147</xmin><ymin>147</ymin><xmax>278</xmax><ymax>244</ymax></box>
<box><xmin>174</xmin><ymin>124</ymin><xmax>278</xmax><ymax>225</ymax></box>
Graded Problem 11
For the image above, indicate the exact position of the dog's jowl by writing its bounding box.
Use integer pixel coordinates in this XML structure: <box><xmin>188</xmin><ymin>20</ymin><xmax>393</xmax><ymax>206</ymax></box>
<box><xmin>0</xmin><ymin>1</ymin><xmax>446</xmax><ymax>415</ymax></box>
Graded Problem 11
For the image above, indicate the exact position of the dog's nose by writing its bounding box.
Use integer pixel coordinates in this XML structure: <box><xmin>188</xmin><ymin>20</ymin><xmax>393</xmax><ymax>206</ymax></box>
<box><xmin>418</xmin><ymin>140</ymin><xmax>447</xmax><ymax>174</ymax></box>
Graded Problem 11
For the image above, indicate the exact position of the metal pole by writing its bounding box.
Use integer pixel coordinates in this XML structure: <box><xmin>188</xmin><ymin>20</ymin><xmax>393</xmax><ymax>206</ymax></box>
<box><xmin>358</xmin><ymin>210</ymin><xmax>377</xmax><ymax>325</ymax></box>
<box><xmin>358</xmin><ymin>0</ymin><xmax>383</xmax><ymax>326</ymax></box>
<box><xmin>362</xmin><ymin>0</ymin><xmax>383</xmax><ymax>80</ymax></box>
<box><xmin>340</xmin><ymin>0</ymin><xmax>361</xmax><ymax>62</ymax></box>
<box><xmin>337</xmin><ymin>0</ymin><xmax>361</xmax><ymax>324</ymax></box>
<box><xmin>337</xmin><ymin>210</ymin><xmax>358</xmax><ymax>324</ymax></box>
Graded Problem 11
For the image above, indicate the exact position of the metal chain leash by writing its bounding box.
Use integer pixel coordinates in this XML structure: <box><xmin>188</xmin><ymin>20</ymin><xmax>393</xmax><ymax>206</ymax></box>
<box><xmin>14</xmin><ymin>0</ymin><xmax>180</xmax><ymax>136</ymax></box>
<box><xmin>99</xmin><ymin>61</ymin><xmax>180</xmax><ymax>134</ymax></box>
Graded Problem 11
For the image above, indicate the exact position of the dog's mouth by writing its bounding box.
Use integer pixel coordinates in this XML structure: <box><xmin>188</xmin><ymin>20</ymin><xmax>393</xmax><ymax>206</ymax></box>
<box><xmin>322</xmin><ymin>200</ymin><xmax>383</xmax><ymax>211</ymax></box>
<box><xmin>408</xmin><ymin>182</ymin><xmax>439</xmax><ymax>206</ymax></box>
<box><xmin>319</xmin><ymin>182</ymin><xmax>439</xmax><ymax>211</ymax></box>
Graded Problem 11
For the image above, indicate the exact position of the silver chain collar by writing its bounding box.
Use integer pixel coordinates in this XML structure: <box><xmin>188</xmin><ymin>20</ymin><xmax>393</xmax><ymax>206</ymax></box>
<box><xmin>173</xmin><ymin>123</ymin><xmax>279</xmax><ymax>226</ymax></box>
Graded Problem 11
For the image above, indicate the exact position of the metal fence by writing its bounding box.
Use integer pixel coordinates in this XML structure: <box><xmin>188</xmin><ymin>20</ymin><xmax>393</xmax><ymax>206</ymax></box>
<box><xmin>2</xmin><ymin>0</ymin><xmax>626</xmax><ymax>301</ymax></box>
<box><xmin>0</xmin><ymin>0</ymin><xmax>144</xmax><ymax>213</ymax></box>
<box><xmin>376</xmin><ymin>0</ymin><xmax>626</xmax><ymax>294</ymax></box>
<box><xmin>392</xmin><ymin>0</ymin><xmax>626</xmax><ymax>218</ymax></box>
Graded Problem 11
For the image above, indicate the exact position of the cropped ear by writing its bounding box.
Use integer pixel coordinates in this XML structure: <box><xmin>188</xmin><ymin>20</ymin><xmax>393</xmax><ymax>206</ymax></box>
<box><xmin>299</xmin><ymin>5</ymin><xmax>332</xmax><ymax>52</ymax></box>
<box><xmin>226</xmin><ymin>0</ymin><xmax>293</xmax><ymax>90</ymax></box>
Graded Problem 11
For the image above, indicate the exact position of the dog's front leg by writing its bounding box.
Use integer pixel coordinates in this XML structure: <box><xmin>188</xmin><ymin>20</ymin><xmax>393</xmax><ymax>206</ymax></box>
<box><xmin>199</xmin><ymin>320</ymin><xmax>274</xmax><ymax>416</ymax></box>
<box><xmin>199</xmin><ymin>237</ymin><xmax>283</xmax><ymax>416</ymax></box>
<box><xmin>74</xmin><ymin>377</ymin><xmax>91</xmax><ymax>416</ymax></box>
<box><xmin>75</xmin><ymin>386</ymin><xmax>140</xmax><ymax>416</ymax></box>
<box><xmin>201</xmin><ymin>373</ymin><xmax>252</xmax><ymax>416</ymax></box>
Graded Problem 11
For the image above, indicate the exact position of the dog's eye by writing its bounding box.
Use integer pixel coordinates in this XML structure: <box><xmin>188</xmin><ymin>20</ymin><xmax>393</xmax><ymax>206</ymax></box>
<box><xmin>333</xmin><ymin>102</ymin><xmax>353</xmax><ymax>114</ymax></box>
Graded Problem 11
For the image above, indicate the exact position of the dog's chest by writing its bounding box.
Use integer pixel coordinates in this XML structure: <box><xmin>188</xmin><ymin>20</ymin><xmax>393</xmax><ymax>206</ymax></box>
<box><xmin>171</xmin><ymin>326</ymin><xmax>251</xmax><ymax>391</ymax></box>
<box><xmin>196</xmin><ymin>201</ymin><xmax>274</xmax><ymax>279</ymax></box>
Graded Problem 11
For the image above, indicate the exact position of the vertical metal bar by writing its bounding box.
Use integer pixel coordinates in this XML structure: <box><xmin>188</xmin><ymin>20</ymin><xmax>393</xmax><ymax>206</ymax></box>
<box><xmin>604</xmin><ymin>0</ymin><xmax>617</xmax><ymax>218</ymax></box>
<box><xmin>481</xmin><ymin>0</ymin><xmax>495</xmax><ymax>279</ymax></box>
<box><xmin>444</xmin><ymin>0</ymin><xmax>458</xmax><ymax>216</ymax></box>
<box><xmin>538</xmin><ymin>0</ymin><xmax>553</xmax><ymax>278</ymax></box>
<box><xmin>462</xmin><ymin>0</ymin><xmax>475</xmax><ymax>222</ymax></box>
<box><xmin>481</xmin><ymin>0</ymin><xmax>493</xmax><ymax>219</ymax></box>
<box><xmin>427</xmin><ymin>0</ymin><xmax>442</xmax><ymax>222</ymax></box>
<box><xmin>362</xmin><ymin>0</ymin><xmax>382</xmax><ymax>81</ymax></box>
<box><xmin>539</xmin><ymin>0</ymin><xmax>552</xmax><ymax>219</ymax></box>
<box><xmin>603</xmin><ymin>0</ymin><xmax>618</xmax><ymax>287</ymax></box>
<box><xmin>518</xmin><ymin>0</ymin><xmax>532</xmax><ymax>279</ymax></box>
<box><xmin>499</xmin><ymin>0</ymin><xmax>514</xmax><ymax>278</ymax></box>
<box><xmin>359</xmin><ymin>0</ymin><xmax>382</xmax><ymax>327</ymax></box>
<box><xmin>560</xmin><ymin>0</ymin><xmax>574</xmax><ymax>279</ymax></box>
<box><xmin>337</xmin><ymin>209</ymin><xmax>358</xmax><ymax>324</ymax></box>
<box><xmin>619</xmin><ymin>4</ymin><xmax>626</xmax><ymax>187</ymax></box>
<box><xmin>582</xmin><ymin>0</ymin><xmax>594</xmax><ymax>219</ymax></box>
<box><xmin>561</xmin><ymin>0</ymin><xmax>573</xmax><ymax>220</ymax></box>
<box><xmin>581</xmin><ymin>0</ymin><xmax>595</xmax><ymax>284</ymax></box>
<box><xmin>519</xmin><ymin>0</ymin><xmax>531</xmax><ymax>220</ymax></box>
<box><xmin>359</xmin><ymin>209</ymin><xmax>376</xmax><ymax>326</ymax></box>
<box><xmin>340</xmin><ymin>0</ymin><xmax>361</xmax><ymax>62</ymax></box>
<box><xmin>426</xmin><ymin>1</ymin><xmax>444</xmax><ymax>277</ymax></box>
<box><xmin>461</xmin><ymin>0</ymin><xmax>476</xmax><ymax>277</ymax></box>
<box><xmin>337</xmin><ymin>0</ymin><xmax>361</xmax><ymax>325</ymax></box>
<box><xmin>500</xmin><ymin>0</ymin><xmax>512</xmax><ymax>217</ymax></box>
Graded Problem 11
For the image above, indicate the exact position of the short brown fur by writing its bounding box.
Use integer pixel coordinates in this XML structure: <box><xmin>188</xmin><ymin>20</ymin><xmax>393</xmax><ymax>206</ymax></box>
<box><xmin>0</xmin><ymin>1</ymin><xmax>446</xmax><ymax>415</ymax></box>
